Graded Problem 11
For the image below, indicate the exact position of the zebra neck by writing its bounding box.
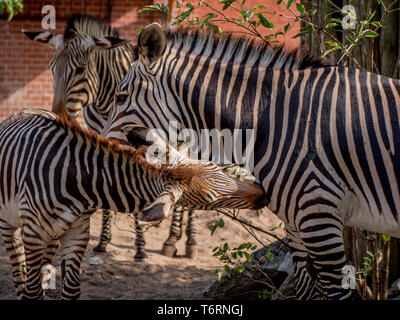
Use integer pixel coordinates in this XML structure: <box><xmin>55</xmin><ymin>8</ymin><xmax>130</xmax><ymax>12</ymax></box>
<box><xmin>76</xmin><ymin>139</ymin><xmax>162</xmax><ymax>214</ymax></box>
<box><xmin>167</xmin><ymin>51</ymin><xmax>276</xmax><ymax>172</ymax></box>
<box><xmin>89</xmin><ymin>47</ymin><xmax>133</xmax><ymax>116</ymax></box>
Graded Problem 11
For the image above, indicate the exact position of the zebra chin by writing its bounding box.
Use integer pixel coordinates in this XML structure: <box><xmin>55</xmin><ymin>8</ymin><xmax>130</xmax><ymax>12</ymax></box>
<box><xmin>138</xmin><ymin>181</ymin><xmax>268</xmax><ymax>226</ymax></box>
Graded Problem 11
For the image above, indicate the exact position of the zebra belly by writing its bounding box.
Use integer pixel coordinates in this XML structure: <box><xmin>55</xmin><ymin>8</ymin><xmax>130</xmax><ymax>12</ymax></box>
<box><xmin>0</xmin><ymin>199</ymin><xmax>22</xmax><ymax>228</ymax></box>
<box><xmin>339</xmin><ymin>190</ymin><xmax>400</xmax><ymax>238</ymax></box>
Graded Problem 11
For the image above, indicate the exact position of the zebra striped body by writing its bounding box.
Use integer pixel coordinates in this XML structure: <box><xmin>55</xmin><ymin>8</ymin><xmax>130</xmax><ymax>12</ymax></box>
<box><xmin>103</xmin><ymin>26</ymin><xmax>400</xmax><ymax>299</ymax></box>
<box><xmin>0</xmin><ymin>109</ymin><xmax>266</xmax><ymax>299</ymax></box>
<box><xmin>23</xmin><ymin>15</ymin><xmax>197</xmax><ymax>260</ymax></box>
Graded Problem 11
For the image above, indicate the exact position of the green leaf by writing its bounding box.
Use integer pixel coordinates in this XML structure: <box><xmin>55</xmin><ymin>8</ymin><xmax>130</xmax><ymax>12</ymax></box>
<box><xmin>323</xmin><ymin>39</ymin><xmax>336</xmax><ymax>46</ymax></box>
<box><xmin>367</xmin><ymin>11</ymin><xmax>375</xmax><ymax>22</ymax></box>
<box><xmin>293</xmin><ymin>25</ymin><xmax>312</xmax><ymax>38</ymax></box>
<box><xmin>325</xmin><ymin>22</ymin><xmax>339</xmax><ymax>29</ymax></box>
<box><xmin>215</xmin><ymin>268</ymin><xmax>223</xmax><ymax>281</ymax></box>
<box><xmin>364</xmin><ymin>31</ymin><xmax>379</xmax><ymax>37</ymax></box>
<box><xmin>211</xmin><ymin>222</ymin><xmax>218</xmax><ymax>235</ymax></box>
<box><xmin>284</xmin><ymin>23</ymin><xmax>292</xmax><ymax>34</ymax></box>
<box><xmin>286</xmin><ymin>0</ymin><xmax>295</xmax><ymax>9</ymax></box>
<box><xmin>203</xmin><ymin>12</ymin><xmax>217</xmax><ymax>22</ymax></box>
<box><xmin>138</xmin><ymin>4</ymin><xmax>166</xmax><ymax>14</ymax></box>
<box><xmin>296</xmin><ymin>3</ymin><xmax>305</xmax><ymax>15</ymax></box>
<box><xmin>371</xmin><ymin>21</ymin><xmax>382</xmax><ymax>28</ymax></box>
<box><xmin>330</xmin><ymin>18</ymin><xmax>342</xmax><ymax>24</ymax></box>
<box><xmin>320</xmin><ymin>48</ymin><xmax>338</xmax><ymax>59</ymax></box>
<box><xmin>254</xmin><ymin>4</ymin><xmax>266</xmax><ymax>10</ymax></box>
<box><xmin>346</xmin><ymin>36</ymin><xmax>355</xmax><ymax>44</ymax></box>
<box><xmin>237</xmin><ymin>265</ymin><xmax>246</xmax><ymax>272</ymax></box>
<box><xmin>382</xmin><ymin>234</ymin><xmax>391</xmax><ymax>243</ymax></box>
<box><xmin>244</xmin><ymin>252</ymin><xmax>252</xmax><ymax>262</ymax></box>
<box><xmin>257</xmin><ymin>13</ymin><xmax>274</xmax><ymax>29</ymax></box>
<box><xmin>224</xmin><ymin>265</ymin><xmax>231</xmax><ymax>276</ymax></box>
<box><xmin>221</xmin><ymin>0</ymin><xmax>235</xmax><ymax>10</ymax></box>
<box><xmin>240</xmin><ymin>10</ymin><xmax>254</xmax><ymax>22</ymax></box>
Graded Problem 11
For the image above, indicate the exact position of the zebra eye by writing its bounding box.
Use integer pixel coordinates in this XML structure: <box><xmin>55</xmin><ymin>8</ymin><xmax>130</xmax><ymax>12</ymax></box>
<box><xmin>75</xmin><ymin>66</ymin><xmax>86</xmax><ymax>75</ymax></box>
<box><xmin>116</xmin><ymin>94</ymin><xmax>128</xmax><ymax>106</ymax></box>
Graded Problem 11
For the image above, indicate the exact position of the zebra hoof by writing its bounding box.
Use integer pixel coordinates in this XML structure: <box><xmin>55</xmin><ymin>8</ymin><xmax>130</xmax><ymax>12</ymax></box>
<box><xmin>185</xmin><ymin>245</ymin><xmax>197</xmax><ymax>259</ymax></box>
<box><xmin>134</xmin><ymin>252</ymin><xmax>148</xmax><ymax>262</ymax></box>
<box><xmin>93</xmin><ymin>244</ymin><xmax>107</xmax><ymax>253</ymax></box>
<box><xmin>161</xmin><ymin>244</ymin><xmax>177</xmax><ymax>258</ymax></box>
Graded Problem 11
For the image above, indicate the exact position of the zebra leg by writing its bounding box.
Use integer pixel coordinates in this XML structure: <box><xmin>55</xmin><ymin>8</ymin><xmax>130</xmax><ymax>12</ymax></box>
<box><xmin>20</xmin><ymin>227</ymin><xmax>46</xmax><ymax>300</ymax></box>
<box><xmin>59</xmin><ymin>216</ymin><xmax>90</xmax><ymax>300</ymax></box>
<box><xmin>161</xmin><ymin>208</ymin><xmax>183</xmax><ymax>258</ymax></box>
<box><xmin>134</xmin><ymin>214</ymin><xmax>147</xmax><ymax>261</ymax></box>
<box><xmin>42</xmin><ymin>240</ymin><xmax>59</xmax><ymax>266</ymax></box>
<box><xmin>185</xmin><ymin>210</ymin><xmax>197</xmax><ymax>259</ymax></box>
<box><xmin>0</xmin><ymin>220</ymin><xmax>26</xmax><ymax>299</ymax></box>
<box><xmin>93</xmin><ymin>210</ymin><xmax>112</xmax><ymax>253</ymax></box>
<box><xmin>296</xmin><ymin>212</ymin><xmax>351</xmax><ymax>300</ymax></box>
<box><xmin>286</xmin><ymin>226</ymin><xmax>322</xmax><ymax>300</ymax></box>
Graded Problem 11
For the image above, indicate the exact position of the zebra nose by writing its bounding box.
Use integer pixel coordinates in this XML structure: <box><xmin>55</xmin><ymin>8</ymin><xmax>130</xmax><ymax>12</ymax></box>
<box><xmin>253</xmin><ymin>192</ymin><xmax>270</xmax><ymax>209</ymax></box>
<box><xmin>250</xmin><ymin>182</ymin><xmax>269</xmax><ymax>209</ymax></box>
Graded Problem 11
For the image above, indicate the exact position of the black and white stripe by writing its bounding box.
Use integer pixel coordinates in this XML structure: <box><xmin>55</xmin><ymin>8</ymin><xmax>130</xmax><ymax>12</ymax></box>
<box><xmin>104</xmin><ymin>26</ymin><xmax>400</xmax><ymax>299</ymax></box>
<box><xmin>0</xmin><ymin>109</ymin><xmax>266</xmax><ymax>299</ymax></box>
<box><xmin>24</xmin><ymin>15</ymin><xmax>198</xmax><ymax>261</ymax></box>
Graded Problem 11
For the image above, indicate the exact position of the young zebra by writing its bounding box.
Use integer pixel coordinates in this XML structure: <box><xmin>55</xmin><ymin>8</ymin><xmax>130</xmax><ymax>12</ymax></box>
<box><xmin>22</xmin><ymin>14</ymin><xmax>196</xmax><ymax>261</ymax></box>
<box><xmin>0</xmin><ymin>109</ymin><xmax>266</xmax><ymax>300</ymax></box>
<box><xmin>103</xmin><ymin>24</ymin><xmax>400</xmax><ymax>299</ymax></box>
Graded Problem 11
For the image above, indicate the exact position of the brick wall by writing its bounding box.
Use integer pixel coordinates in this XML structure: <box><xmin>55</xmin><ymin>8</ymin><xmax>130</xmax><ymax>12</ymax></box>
<box><xmin>0</xmin><ymin>0</ymin><xmax>299</xmax><ymax>121</ymax></box>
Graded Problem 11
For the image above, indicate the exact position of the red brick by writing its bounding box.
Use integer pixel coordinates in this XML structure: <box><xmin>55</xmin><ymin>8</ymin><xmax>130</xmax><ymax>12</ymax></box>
<box><xmin>0</xmin><ymin>0</ymin><xmax>299</xmax><ymax>121</ymax></box>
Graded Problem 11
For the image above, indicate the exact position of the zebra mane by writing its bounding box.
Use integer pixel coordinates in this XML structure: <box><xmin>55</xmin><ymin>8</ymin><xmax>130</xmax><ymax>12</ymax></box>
<box><xmin>16</xmin><ymin>110</ymin><xmax>202</xmax><ymax>180</ymax></box>
<box><xmin>64</xmin><ymin>14</ymin><xmax>120</xmax><ymax>42</ymax></box>
<box><xmin>165</xmin><ymin>27</ymin><xmax>324</xmax><ymax>70</ymax></box>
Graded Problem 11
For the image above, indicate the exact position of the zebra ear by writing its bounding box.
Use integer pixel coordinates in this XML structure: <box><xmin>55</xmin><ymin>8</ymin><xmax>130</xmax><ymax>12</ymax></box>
<box><xmin>138</xmin><ymin>184</ymin><xmax>183</xmax><ymax>224</ymax></box>
<box><xmin>122</xmin><ymin>124</ymin><xmax>155</xmax><ymax>148</ymax></box>
<box><xmin>138</xmin><ymin>23</ymin><xmax>167</xmax><ymax>66</ymax></box>
<box><xmin>22</xmin><ymin>30</ymin><xmax>63</xmax><ymax>49</ymax></box>
<box><xmin>92</xmin><ymin>36</ymin><xmax>130</xmax><ymax>49</ymax></box>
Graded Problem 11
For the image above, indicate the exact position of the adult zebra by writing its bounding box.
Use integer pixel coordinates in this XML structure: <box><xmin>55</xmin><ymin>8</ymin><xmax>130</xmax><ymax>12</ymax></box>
<box><xmin>23</xmin><ymin>14</ymin><xmax>197</xmax><ymax>260</ymax></box>
<box><xmin>0</xmin><ymin>109</ymin><xmax>267</xmax><ymax>299</ymax></box>
<box><xmin>103</xmin><ymin>24</ymin><xmax>400</xmax><ymax>300</ymax></box>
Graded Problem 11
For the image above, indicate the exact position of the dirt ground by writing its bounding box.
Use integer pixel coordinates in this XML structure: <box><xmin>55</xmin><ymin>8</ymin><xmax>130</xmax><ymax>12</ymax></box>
<box><xmin>0</xmin><ymin>208</ymin><xmax>284</xmax><ymax>300</ymax></box>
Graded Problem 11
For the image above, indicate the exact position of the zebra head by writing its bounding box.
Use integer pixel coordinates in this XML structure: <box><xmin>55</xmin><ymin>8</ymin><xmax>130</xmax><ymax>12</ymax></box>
<box><xmin>102</xmin><ymin>23</ymin><xmax>179</xmax><ymax>143</ymax></box>
<box><xmin>123</xmin><ymin>124</ymin><xmax>268</xmax><ymax>224</ymax></box>
<box><xmin>23</xmin><ymin>15</ymin><xmax>128</xmax><ymax>120</ymax></box>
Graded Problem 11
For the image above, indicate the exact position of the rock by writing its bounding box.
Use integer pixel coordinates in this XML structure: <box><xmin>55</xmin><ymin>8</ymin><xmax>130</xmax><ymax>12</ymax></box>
<box><xmin>388</xmin><ymin>278</ymin><xmax>400</xmax><ymax>298</ymax></box>
<box><xmin>271</xmin><ymin>274</ymin><xmax>296</xmax><ymax>300</ymax></box>
<box><xmin>88</xmin><ymin>256</ymin><xmax>103</xmax><ymax>265</ymax></box>
<box><xmin>203</xmin><ymin>239</ymin><xmax>295</xmax><ymax>300</ymax></box>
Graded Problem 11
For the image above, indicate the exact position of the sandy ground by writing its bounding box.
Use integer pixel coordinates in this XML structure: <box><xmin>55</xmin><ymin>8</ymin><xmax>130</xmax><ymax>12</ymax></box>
<box><xmin>0</xmin><ymin>208</ymin><xmax>284</xmax><ymax>300</ymax></box>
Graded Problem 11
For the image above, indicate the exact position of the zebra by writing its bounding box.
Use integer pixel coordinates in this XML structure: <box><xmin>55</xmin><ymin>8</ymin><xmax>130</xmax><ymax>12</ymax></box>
<box><xmin>102</xmin><ymin>24</ymin><xmax>400</xmax><ymax>300</ymax></box>
<box><xmin>22</xmin><ymin>14</ymin><xmax>197</xmax><ymax>261</ymax></box>
<box><xmin>0</xmin><ymin>109</ymin><xmax>267</xmax><ymax>300</ymax></box>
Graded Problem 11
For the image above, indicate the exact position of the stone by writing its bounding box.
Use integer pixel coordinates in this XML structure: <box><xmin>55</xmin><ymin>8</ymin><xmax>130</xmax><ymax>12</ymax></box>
<box><xmin>203</xmin><ymin>239</ymin><xmax>295</xmax><ymax>300</ymax></box>
<box><xmin>388</xmin><ymin>278</ymin><xmax>400</xmax><ymax>298</ymax></box>
<box><xmin>88</xmin><ymin>256</ymin><xmax>103</xmax><ymax>265</ymax></box>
